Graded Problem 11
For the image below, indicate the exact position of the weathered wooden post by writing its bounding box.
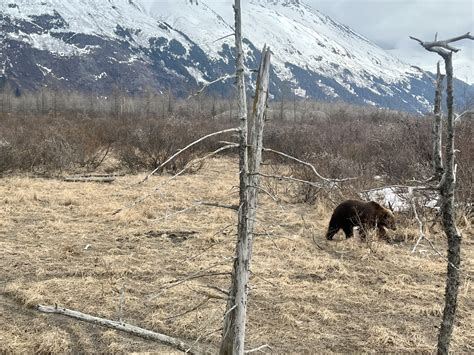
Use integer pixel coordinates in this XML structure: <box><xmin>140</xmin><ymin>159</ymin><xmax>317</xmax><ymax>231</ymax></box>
<box><xmin>219</xmin><ymin>1</ymin><xmax>272</xmax><ymax>353</ymax></box>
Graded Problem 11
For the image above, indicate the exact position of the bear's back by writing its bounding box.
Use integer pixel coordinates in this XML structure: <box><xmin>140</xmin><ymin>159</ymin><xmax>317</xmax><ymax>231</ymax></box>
<box><xmin>334</xmin><ymin>200</ymin><xmax>367</xmax><ymax>216</ymax></box>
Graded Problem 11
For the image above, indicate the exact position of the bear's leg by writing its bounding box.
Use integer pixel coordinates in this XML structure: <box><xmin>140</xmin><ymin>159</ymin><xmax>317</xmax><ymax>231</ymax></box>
<box><xmin>342</xmin><ymin>225</ymin><xmax>353</xmax><ymax>239</ymax></box>
<box><xmin>378</xmin><ymin>226</ymin><xmax>388</xmax><ymax>240</ymax></box>
<box><xmin>326</xmin><ymin>225</ymin><xmax>340</xmax><ymax>240</ymax></box>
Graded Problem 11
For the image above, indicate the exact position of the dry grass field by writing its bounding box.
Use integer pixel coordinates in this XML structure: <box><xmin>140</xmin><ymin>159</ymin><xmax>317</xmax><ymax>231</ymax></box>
<box><xmin>1</xmin><ymin>157</ymin><xmax>473</xmax><ymax>353</ymax></box>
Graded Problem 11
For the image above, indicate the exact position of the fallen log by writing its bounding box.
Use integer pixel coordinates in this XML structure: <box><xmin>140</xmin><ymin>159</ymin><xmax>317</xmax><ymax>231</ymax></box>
<box><xmin>63</xmin><ymin>176</ymin><xmax>116</xmax><ymax>183</ymax></box>
<box><xmin>37</xmin><ymin>304</ymin><xmax>196</xmax><ymax>354</ymax></box>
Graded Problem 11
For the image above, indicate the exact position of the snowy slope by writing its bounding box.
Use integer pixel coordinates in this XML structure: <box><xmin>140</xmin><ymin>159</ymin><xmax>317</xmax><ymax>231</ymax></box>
<box><xmin>2</xmin><ymin>0</ymin><xmax>194</xmax><ymax>54</ymax></box>
<box><xmin>1</xmin><ymin>0</ymin><xmax>473</xmax><ymax>112</ymax></box>
<box><xmin>151</xmin><ymin>0</ymin><xmax>417</xmax><ymax>82</ymax></box>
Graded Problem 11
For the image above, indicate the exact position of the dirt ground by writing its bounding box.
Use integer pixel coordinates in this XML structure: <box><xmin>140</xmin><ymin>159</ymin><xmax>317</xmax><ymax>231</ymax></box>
<box><xmin>1</xmin><ymin>157</ymin><xmax>472</xmax><ymax>353</ymax></box>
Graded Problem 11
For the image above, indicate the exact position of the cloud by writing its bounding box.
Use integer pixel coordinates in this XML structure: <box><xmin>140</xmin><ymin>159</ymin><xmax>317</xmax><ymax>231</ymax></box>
<box><xmin>309</xmin><ymin>0</ymin><xmax>473</xmax><ymax>46</ymax></box>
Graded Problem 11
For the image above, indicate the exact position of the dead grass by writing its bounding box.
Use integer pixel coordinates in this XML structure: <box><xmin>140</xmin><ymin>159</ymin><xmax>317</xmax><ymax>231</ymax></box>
<box><xmin>0</xmin><ymin>157</ymin><xmax>473</xmax><ymax>353</ymax></box>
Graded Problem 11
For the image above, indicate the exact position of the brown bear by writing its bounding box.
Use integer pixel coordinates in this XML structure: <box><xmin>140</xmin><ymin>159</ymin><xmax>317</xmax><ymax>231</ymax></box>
<box><xmin>325</xmin><ymin>200</ymin><xmax>396</xmax><ymax>240</ymax></box>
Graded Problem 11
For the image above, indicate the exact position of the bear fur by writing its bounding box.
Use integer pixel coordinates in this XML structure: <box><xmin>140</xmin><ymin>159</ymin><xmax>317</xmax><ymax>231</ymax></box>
<box><xmin>325</xmin><ymin>200</ymin><xmax>396</xmax><ymax>240</ymax></box>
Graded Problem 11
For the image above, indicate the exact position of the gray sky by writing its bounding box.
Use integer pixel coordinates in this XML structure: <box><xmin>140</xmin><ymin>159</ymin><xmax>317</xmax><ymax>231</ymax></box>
<box><xmin>309</xmin><ymin>0</ymin><xmax>473</xmax><ymax>82</ymax></box>
<box><xmin>141</xmin><ymin>0</ymin><xmax>474</xmax><ymax>82</ymax></box>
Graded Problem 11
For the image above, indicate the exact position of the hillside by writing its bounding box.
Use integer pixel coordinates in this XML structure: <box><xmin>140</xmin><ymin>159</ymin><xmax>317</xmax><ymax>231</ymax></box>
<box><xmin>1</xmin><ymin>0</ymin><xmax>473</xmax><ymax>112</ymax></box>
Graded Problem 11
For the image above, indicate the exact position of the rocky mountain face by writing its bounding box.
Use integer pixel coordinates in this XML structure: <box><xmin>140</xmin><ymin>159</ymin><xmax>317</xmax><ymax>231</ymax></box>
<box><xmin>1</xmin><ymin>0</ymin><xmax>472</xmax><ymax>113</ymax></box>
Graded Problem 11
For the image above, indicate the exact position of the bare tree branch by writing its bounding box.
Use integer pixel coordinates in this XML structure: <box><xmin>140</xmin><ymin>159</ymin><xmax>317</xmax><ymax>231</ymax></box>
<box><xmin>187</xmin><ymin>74</ymin><xmax>235</xmax><ymax>99</ymax></box>
<box><xmin>164</xmin><ymin>298</ymin><xmax>211</xmax><ymax>321</ymax></box>
<box><xmin>410</xmin><ymin>32</ymin><xmax>474</xmax><ymax>57</ymax></box>
<box><xmin>114</xmin><ymin>143</ymin><xmax>238</xmax><ymax>215</ymax></box>
<box><xmin>263</xmin><ymin>147</ymin><xmax>356</xmax><ymax>183</ymax></box>
<box><xmin>455</xmin><ymin>110</ymin><xmax>473</xmax><ymax>121</ymax></box>
<box><xmin>138</xmin><ymin>128</ymin><xmax>240</xmax><ymax>184</ymax></box>
<box><xmin>186</xmin><ymin>327</ymin><xmax>223</xmax><ymax>354</ymax></box>
<box><xmin>156</xmin><ymin>199</ymin><xmax>239</xmax><ymax>222</ymax></box>
<box><xmin>213</xmin><ymin>33</ymin><xmax>235</xmax><ymax>42</ymax></box>
<box><xmin>411</xmin><ymin>200</ymin><xmax>426</xmax><ymax>253</ymax></box>
<box><xmin>148</xmin><ymin>268</ymin><xmax>232</xmax><ymax>302</ymax></box>
<box><xmin>244</xmin><ymin>344</ymin><xmax>272</xmax><ymax>353</ymax></box>
<box><xmin>155</xmin><ymin>202</ymin><xmax>203</xmax><ymax>222</ymax></box>
<box><xmin>257</xmin><ymin>172</ymin><xmax>325</xmax><ymax>188</ymax></box>
<box><xmin>186</xmin><ymin>225</ymin><xmax>235</xmax><ymax>262</ymax></box>
<box><xmin>199</xmin><ymin>201</ymin><xmax>240</xmax><ymax>211</ymax></box>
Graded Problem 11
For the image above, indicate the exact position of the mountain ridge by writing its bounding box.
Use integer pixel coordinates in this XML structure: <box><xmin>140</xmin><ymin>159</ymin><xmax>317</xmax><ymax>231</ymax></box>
<box><xmin>1</xmin><ymin>0</ymin><xmax>473</xmax><ymax>113</ymax></box>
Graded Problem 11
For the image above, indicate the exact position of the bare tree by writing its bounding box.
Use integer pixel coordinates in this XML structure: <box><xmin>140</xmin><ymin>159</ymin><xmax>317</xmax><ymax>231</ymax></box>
<box><xmin>219</xmin><ymin>1</ymin><xmax>272</xmax><ymax>353</ymax></box>
<box><xmin>411</xmin><ymin>32</ymin><xmax>473</xmax><ymax>355</ymax></box>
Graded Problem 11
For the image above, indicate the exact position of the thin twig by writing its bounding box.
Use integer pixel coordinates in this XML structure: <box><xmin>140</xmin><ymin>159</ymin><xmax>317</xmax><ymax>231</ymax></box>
<box><xmin>155</xmin><ymin>203</ymin><xmax>203</xmax><ymax>222</ymax></box>
<box><xmin>155</xmin><ymin>199</ymin><xmax>239</xmax><ymax>222</ymax></box>
<box><xmin>253</xmin><ymin>224</ymin><xmax>281</xmax><ymax>250</ymax></box>
<box><xmin>411</xmin><ymin>200</ymin><xmax>426</xmax><ymax>253</ymax></box>
<box><xmin>257</xmin><ymin>173</ymin><xmax>325</xmax><ymax>188</ymax></box>
<box><xmin>203</xmin><ymin>284</ymin><xmax>230</xmax><ymax>296</ymax></box>
<box><xmin>199</xmin><ymin>201</ymin><xmax>239</xmax><ymax>211</ymax></box>
<box><xmin>186</xmin><ymin>327</ymin><xmax>223</xmax><ymax>353</ymax></box>
<box><xmin>148</xmin><ymin>262</ymin><xmax>231</xmax><ymax>301</ymax></box>
<box><xmin>423</xmin><ymin>235</ymin><xmax>460</xmax><ymax>271</ymax></box>
<box><xmin>224</xmin><ymin>304</ymin><xmax>237</xmax><ymax>318</ymax></box>
<box><xmin>250</xmin><ymin>270</ymin><xmax>278</xmax><ymax>288</ymax></box>
<box><xmin>248</xmin><ymin>184</ymin><xmax>279</xmax><ymax>203</ymax></box>
<box><xmin>455</xmin><ymin>110</ymin><xmax>473</xmax><ymax>121</ymax></box>
<box><xmin>164</xmin><ymin>298</ymin><xmax>210</xmax><ymax>320</ymax></box>
<box><xmin>245</xmin><ymin>344</ymin><xmax>272</xmax><ymax>353</ymax></box>
<box><xmin>213</xmin><ymin>33</ymin><xmax>235</xmax><ymax>43</ymax></box>
<box><xmin>187</xmin><ymin>225</ymin><xmax>235</xmax><ymax>262</ymax></box>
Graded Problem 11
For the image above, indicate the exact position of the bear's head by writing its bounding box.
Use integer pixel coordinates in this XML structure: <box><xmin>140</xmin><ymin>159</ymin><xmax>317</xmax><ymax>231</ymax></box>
<box><xmin>381</xmin><ymin>209</ymin><xmax>397</xmax><ymax>230</ymax></box>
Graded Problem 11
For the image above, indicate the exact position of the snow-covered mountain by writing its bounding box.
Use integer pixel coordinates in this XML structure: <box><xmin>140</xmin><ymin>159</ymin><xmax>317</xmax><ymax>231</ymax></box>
<box><xmin>1</xmin><ymin>0</ymin><xmax>472</xmax><ymax>113</ymax></box>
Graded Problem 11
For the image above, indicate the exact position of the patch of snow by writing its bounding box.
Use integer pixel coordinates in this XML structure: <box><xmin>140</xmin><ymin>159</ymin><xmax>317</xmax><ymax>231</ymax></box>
<box><xmin>28</xmin><ymin>33</ymin><xmax>92</xmax><ymax>56</ymax></box>
<box><xmin>293</xmin><ymin>87</ymin><xmax>306</xmax><ymax>98</ymax></box>
<box><xmin>185</xmin><ymin>66</ymin><xmax>207</xmax><ymax>84</ymax></box>
<box><xmin>37</xmin><ymin>63</ymin><xmax>52</xmax><ymax>75</ymax></box>
<box><xmin>94</xmin><ymin>72</ymin><xmax>107</xmax><ymax>80</ymax></box>
<box><xmin>318</xmin><ymin>81</ymin><xmax>338</xmax><ymax>98</ymax></box>
<box><xmin>363</xmin><ymin>187</ymin><xmax>438</xmax><ymax>212</ymax></box>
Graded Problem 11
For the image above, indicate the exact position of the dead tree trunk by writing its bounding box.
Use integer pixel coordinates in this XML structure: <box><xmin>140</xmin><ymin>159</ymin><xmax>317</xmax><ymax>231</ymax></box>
<box><xmin>410</xmin><ymin>32</ymin><xmax>473</xmax><ymax>355</ymax></box>
<box><xmin>219</xmin><ymin>2</ymin><xmax>249</xmax><ymax>353</ymax></box>
<box><xmin>437</xmin><ymin>51</ymin><xmax>462</xmax><ymax>355</ymax></box>
<box><xmin>248</xmin><ymin>46</ymin><xmax>271</xmax><ymax>238</ymax></box>
<box><xmin>433</xmin><ymin>61</ymin><xmax>444</xmax><ymax>179</ymax></box>
<box><xmin>219</xmin><ymin>2</ymin><xmax>272</xmax><ymax>352</ymax></box>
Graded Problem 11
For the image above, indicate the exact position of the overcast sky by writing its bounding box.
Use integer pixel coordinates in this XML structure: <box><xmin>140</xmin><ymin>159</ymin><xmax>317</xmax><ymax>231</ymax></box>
<box><xmin>309</xmin><ymin>0</ymin><xmax>473</xmax><ymax>82</ymax></box>
<box><xmin>142</xmin><ymin>0</ymin><xmax>474</xmax><ymax>82</ymax></box>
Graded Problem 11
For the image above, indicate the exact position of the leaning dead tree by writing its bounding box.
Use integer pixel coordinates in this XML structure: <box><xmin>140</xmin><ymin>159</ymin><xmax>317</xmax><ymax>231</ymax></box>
<box><xmin>220</xmin><ymin>0</ymin><xmax>272</xmax><ymax>353</ymax></box>
<box><xmin>410</xmin><ymin>32</ymin><xmax>473</xmax><ymax>355</ymax></box>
